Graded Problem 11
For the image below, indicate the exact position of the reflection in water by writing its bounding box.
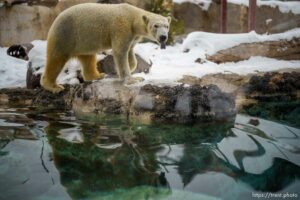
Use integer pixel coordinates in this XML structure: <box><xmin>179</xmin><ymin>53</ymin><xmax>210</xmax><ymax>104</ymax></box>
<box><xmin>0</xmin><ymin>107</ymin><xmax>299</xmax><ymax>200</ymax></box>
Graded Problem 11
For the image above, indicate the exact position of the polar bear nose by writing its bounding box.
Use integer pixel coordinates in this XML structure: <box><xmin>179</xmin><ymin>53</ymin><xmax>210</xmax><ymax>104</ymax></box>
<box><xmin>159</xmin><ymin>35</ymin><xmax>167</xmax><ymax>42</ymax></box>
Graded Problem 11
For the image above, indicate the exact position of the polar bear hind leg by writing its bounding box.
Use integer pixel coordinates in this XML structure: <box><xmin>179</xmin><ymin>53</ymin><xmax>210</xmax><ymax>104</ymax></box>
<box><xmin>78</xmin><ymin>54</ymin><xmax>105</xmax><ymax>81</ymax></box>
<box><xmin>41</xmin><ymin>54</ymin><xmax>69</xmax><ymax>93</ymax></box>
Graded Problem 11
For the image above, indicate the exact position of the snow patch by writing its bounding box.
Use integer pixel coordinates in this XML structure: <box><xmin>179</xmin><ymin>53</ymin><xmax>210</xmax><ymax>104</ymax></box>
<box><xmin>0</xmin><ymin>48</ymin><xmax>28</xmax><ymax>88</ymax></box>
<box><xmin>182</xmin><ymin>28</ymin><xmax>300</xmax><ymax>55</ymax></box>
<box><xmin>0</xmin><ymin>29</ymin><xmax>300</xmax><ymax>89</ymax></box>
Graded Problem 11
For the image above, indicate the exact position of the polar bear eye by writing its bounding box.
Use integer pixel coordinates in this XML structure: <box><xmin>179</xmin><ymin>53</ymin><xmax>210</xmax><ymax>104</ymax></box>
<box><xmin>154</xmin><ymin>24</ymin><xmax>159</xmax><ymax>28</ymax></box>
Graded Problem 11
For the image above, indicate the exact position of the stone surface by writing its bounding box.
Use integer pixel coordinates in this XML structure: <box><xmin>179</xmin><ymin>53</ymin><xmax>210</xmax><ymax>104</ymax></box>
<box><xmin>207</xmin><ymin>38</ymin><xmax>300</xmax><ymax>63</ymax></box>
<box><xmin>97</xmin><ymin>54</ymin><xmax>151</xmax><ymax>75</ymax></box>
<box><xmin>133</xmin><ymin>84</ymin><xmax>236</xmax><ymax>123</ymax></box>
<box><xmin>0</xmin><ymin>0</ymin><xmax>97</xmax><ymax>46</ymax></box>
<box><xmin>173</xmin><ymin>1</ymin><xmax>219</xmax><ymax>33</ymax></box>
<box><xmin>71</xmin><ymin>81</ymin><xmax>236</xmax><ymax>123</ymax></box>
<box><xmin>26</xmin><ymin>61</ymin><xmax>41</xmax><ymax>89</ymax></box>
<box><xmin>0</xmin><ymin>0</ymin><xmax>149</xmax><ymax>46</ymax></box>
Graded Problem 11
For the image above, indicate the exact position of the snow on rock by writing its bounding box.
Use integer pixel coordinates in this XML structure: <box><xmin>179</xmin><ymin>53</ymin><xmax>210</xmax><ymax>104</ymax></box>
<box><xmin>0</xmin><ymin>47</ymin><xmax>28</xmax><ymax>88</ymax></box>
<box><xmin>134</xmin><ymin>29</ymin><xmax>300</xmax><ymax>83</ymax></box>
<box><xmin>182</xmin><ymin>28</ymin><xmax>300</xmax><ymax>55</ymax></box>
<box><xmin>28</xmin><ymin>40</ymin><xmax>47</xmax><ymax>74</ymax></box>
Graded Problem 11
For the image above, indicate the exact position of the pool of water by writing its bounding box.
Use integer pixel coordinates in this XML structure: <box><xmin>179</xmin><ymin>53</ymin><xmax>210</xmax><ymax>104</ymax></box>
<box><xmin>0</xmin><ymin>106</ymin><xmax>299</xmax><ymax>200</ymax></box>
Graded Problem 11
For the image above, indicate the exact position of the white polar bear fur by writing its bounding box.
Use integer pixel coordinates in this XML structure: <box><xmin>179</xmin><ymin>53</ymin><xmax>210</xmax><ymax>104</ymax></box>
<box><xmin>41</xmin><ymin>3</ymin><xmax>171</xmax><ymax>93</ymax></box>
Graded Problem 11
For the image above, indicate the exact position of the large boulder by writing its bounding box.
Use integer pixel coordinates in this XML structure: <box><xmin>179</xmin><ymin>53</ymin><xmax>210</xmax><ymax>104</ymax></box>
<box><xmin>70</xmin><ymin>80</ymin><xmax>236</xmax><ymax>124</ymax></box>
<box><xmin>0</xmin><ymin>79</ymin><xmax>237</xmax><ymax>124</ymax></box>
<box><xmin>207</xmin><ymin>37</ymin><xmax>300</xmax><ymax>63</ymax></box>
<box><xmin>97</xmin><ymin>54</ymin><xmax>151</xmax><ymax>76</ymax></box>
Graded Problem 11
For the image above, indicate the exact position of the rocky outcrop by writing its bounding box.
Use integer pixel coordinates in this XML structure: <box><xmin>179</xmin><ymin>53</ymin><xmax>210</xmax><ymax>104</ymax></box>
<box><xmin>178</xmin><ymin>71</ymin><xmax>300</xmax><ymax>127</ymax></box>
<box><xmin>0</xmin><ymin>80</ymin><xmax>236</xmax><ymax>124</ymax></box>
<box><xmin>207</xmin><ymin>37</ymin><xmax>300</xmax><ymax>63</ymax></box>
<box><xmin>72</xmin><ymin>80</ymin><xmax>236</xmax><ymax>124</ymax></box>
<box><xmin>133</xmin><ymin>84</ymin><xmax>236</xmax><ymax>123</ymax></box>
<box><xmin>2</xmin><ymin>71</ymin><xmax>299</xmax><ymax>125</ymax></box>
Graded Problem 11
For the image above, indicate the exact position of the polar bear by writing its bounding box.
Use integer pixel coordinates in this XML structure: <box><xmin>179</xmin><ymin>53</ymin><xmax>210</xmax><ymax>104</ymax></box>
<box><xmin>41</xmin><ymin>3</ymin><xmax>171</xmax><ymax>93</ymax></box>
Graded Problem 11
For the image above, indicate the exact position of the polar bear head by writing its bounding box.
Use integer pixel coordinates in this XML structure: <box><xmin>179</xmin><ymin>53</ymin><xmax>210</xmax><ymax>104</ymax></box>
<box><xmin>143</xmin><ymin>14</ymin><xmax>171</xmax><ymax>48</ymax></box>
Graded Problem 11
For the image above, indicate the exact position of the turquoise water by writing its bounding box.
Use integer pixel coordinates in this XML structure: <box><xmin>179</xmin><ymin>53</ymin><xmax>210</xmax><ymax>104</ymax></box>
<box><xmin>0</xmin><ymin>106</ymin><xmax>299</xmax><ymax>200</ymax></box>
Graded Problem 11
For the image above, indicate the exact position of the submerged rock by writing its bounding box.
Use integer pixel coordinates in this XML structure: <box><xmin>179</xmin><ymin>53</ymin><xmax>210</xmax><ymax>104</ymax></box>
<box><xmin>241</xmin><ymin>72</ymin><xmax>300</xmax><ymax>127</ymax></box>
<box><xmin>247</xmin><ymin>72</ymin><xmax>300</xmax><ymax>94</ymax></box>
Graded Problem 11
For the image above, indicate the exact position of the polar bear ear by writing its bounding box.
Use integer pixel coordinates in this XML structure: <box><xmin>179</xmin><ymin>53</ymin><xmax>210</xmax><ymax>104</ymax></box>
<box><xmin>167</xmin><ymin>16</ymin><xmax>172</xmax><ymax>24</ymax></box>
<box><xmin>142</xmin><ymin>15</ymin><xmax>149</xmax><ymax>25</ymax></box>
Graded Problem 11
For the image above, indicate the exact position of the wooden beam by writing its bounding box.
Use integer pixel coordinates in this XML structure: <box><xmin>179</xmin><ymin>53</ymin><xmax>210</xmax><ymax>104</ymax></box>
<box><xmin>220</xmin><ymin>0</ymin><xmax>227</xmax><ymax>33</ymax></box>
<box><xmin>248</xmin><ymin>0</ymin><xmax>256</xmax><ymax>31</ymax></box>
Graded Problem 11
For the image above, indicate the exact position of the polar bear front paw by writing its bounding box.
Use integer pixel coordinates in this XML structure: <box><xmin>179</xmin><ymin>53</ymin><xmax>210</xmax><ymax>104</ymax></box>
<box><xmin>49</xmin><ymin>84</ymin><xmax>65</xmax><ymax>93</ymax></box>
<box><xmin>96</xmin><ymin>72</ymin><xmax>106</xmax><ymax>80</ymax></box>
<box><xmin>83</xmin><ymin>72</ymin><xmax>106</xmax><ymax>81</ymax></box>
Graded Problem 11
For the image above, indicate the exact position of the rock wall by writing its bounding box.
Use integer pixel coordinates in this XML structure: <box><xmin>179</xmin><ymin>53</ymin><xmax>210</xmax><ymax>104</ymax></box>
<box><xmin>1</xmin><ymin>0</ymin><xmax>299</xmax><ymax>46</ymax></box>
<box><xmin>0</xmin><ymin>0</ymin><xmax>300</xmax><ymax>46</ymax></box>
<box><xmin>173</xmin><ymin>1</ymin><xmax>300</xmax><ymax>34</ymax></box>
<box><xmin>0</xmin><ymin>0</ymin><xmax>148</xmax><ymax>46</ymax></box>
<box><xmin>0</xmin><ymin>0</ymin><xmax>97</xmax><ymax>46</ymax></box>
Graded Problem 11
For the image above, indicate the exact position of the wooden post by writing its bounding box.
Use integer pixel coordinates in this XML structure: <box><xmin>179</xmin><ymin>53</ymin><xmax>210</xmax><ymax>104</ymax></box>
<box><xmin>220</xmin><ymin>0</ymin><xmax>227</xmax><ymax>33</ymax></box>
<box><xmin>248</xmin><ymin>0</ymin><xmax>256</xmax><ymax>31</ymax></box>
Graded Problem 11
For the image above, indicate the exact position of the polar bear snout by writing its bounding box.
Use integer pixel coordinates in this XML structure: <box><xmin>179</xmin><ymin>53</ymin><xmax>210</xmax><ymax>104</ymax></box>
<box><xmin>159</xmin><ymin>35</ymin><xmax>167</xmax><ymax>42</ymax></box>
<box><xmin>155</xmin><ymin>27</ymin><xmax>168</xmax><ymax>42</ymax></box>
<box><xmin>159</xmin><ymin>35</ymin><xmax>167</xmax><ymax>49</ymax></box>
